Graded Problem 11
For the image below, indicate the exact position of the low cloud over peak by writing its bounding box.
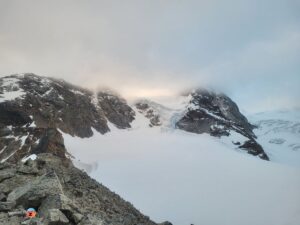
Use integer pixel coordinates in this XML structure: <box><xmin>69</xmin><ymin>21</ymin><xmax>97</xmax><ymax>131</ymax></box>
<box><xmin>0</xmin><ymin>0</ymin><xmax>299</xmax><ymax>113</ymax></box>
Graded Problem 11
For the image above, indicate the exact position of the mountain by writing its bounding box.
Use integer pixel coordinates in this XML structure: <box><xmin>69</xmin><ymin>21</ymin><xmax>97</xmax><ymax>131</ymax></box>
<box><xmin>134</xmin><ymin>89</ymin><xmax>269</xmax><ymax>160</ymax></box>
<box><xmin>3</xmin><ymin>73</ymin><xmax>298</xmax><ymax>225</ymax></box>
<box><xmin>175</xmin><ymin>89</ymin><xmax>268</xmax><ymax>159</ymax></box>
<box><xmin>0</xmin><ymin>73</ymin><xmax>269</xmax><ymax>163</ymax></box>
<box><xmin>0</xmin><ymin>74</ymin><xmax>135</xmax><ymax>164</ymax></box>
<box><xmin>0</xmin><ymin>74</ymin><xmax>172</xmax><ymax>225</ymax></box>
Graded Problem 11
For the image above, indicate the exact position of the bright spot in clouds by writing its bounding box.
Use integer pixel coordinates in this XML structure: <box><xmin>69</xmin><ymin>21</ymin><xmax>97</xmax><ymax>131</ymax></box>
<box><xmin>0</xmin><ymin>0</ymin><xmax>299</xmax><ymax>112</ymax></box>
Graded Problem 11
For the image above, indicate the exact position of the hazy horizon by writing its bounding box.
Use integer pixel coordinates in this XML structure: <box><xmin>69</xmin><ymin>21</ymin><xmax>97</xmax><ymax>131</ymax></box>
<box><xmin>1</xmin><ymin>0</ymin><xmax>299</xmax><ymax>113</ymax></box>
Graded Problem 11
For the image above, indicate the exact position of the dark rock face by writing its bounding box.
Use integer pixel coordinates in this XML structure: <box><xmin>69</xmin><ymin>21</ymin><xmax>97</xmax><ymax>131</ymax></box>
<box><xmin>0</xmin><ymin>125</ymin><xmax>67</xmax><ymax>164</ymax></box>
<box><xmin>0</xmin><ymin>154</ymin><xmax>168</xmax><ymax>225</ymax></box>
<box><xmin>0</xmin><ymin>103</ymin><xmax>32</xmax><ymax>127</ymax></box>
<box><xmin>97</xmin><ymin>91</ymin><xmax>135</xmax><ymax>129</ymax></box>
<box><xmin>135</xmin><ymin>101</ymin><xmax>162</xmax><ymax>127</ymax></box>
<box><xmin>0</xmin><ymin>74</ymin><xmax>135</xmax><ymax>163</ymax></box>
<box><xmin>11</xmin><ymin>74</ymin><xmax>109</xmax><ymax>136</ymax></box>
<box><xmin>176</xmin><ymin>89</ymin><xmax>269</xmax><ymax>160</ymax></box>
<box><xmin>177</xmin><ymin>89</ymin><xmax>255</xmax><ymax>138</ymax></box>
<box><xmin>239</xmin><ymin>140</ymin><xmax>269</xmax><ymax>160</ymax></box>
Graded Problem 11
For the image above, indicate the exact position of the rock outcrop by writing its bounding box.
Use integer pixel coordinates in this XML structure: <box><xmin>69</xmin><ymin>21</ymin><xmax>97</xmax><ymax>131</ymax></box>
<box><xmin>0</xmin><ymin>74</ymin><xmax>135</xmax><ymax>163</ymax></box>
<box><xmin>135</xmin><ymin>101</ymin><xmax>162</xmax><ymax>127</ymax></box>
<box><xmin>0</xmin><ymin>154</ymin><xmax>169</xmax><ymax>225</ymax></box>
<box><xmin>176</xmin><ymin>89</ymin><xmax>269</xmax><ymax>160</ymax></box>
<box><xmin>97</xmin><ymin>91</ymin><xmax>135</xmax><ymax>129</ymax></box>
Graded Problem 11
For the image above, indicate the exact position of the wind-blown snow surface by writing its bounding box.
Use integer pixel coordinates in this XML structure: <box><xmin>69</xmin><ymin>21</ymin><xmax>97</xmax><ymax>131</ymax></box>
<box><xmin>62</xmin><ymin>112</ymin><xmax>300</xmax><ymax>225</ymax></box>
<box><xmin>249</xmin><ymin>110</ymin><xmax>300</xmax><ymax>167</ymax></box>
<box><xmin>0</xmin><ymin>76</ymin><xmax>26</xmax><ymax>103</ymax></box>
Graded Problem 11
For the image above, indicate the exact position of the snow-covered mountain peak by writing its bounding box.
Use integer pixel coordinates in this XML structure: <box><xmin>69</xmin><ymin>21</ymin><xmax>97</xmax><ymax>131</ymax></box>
<box><xmin>2</xmin><ymin>74</ymin><xmax>292</xmax><ymax>163</ymax></box>
<box><xmin>0</xmin><ymin>73</ymin><xmax>135</xmax><ymax>163</ymax></box>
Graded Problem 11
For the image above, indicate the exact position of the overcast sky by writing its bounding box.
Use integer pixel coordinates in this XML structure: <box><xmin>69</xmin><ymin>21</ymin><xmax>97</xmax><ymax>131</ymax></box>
<box><xmin>0</xmin><ymin>0</ymin><xmax>299</xmax><ymax>113</ymax></box>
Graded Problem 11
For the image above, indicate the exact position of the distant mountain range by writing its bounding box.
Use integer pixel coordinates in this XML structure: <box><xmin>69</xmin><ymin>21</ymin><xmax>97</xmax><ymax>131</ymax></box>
<box><xmin>0</xmin><ymin>73</ymin><xmax>299</xmax><ymax>225</ymax></box>
<box><xmin>0</xmin><ymin>73</ymin><xmax>270</xmax><ymax>164</ymax></box>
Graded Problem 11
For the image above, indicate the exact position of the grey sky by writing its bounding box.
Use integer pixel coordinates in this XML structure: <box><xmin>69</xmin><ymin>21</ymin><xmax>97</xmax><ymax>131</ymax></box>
<box><xmin>0</xmin><ymin>0</ymin><xmax>299</xmax><ymax>112</ymax></box>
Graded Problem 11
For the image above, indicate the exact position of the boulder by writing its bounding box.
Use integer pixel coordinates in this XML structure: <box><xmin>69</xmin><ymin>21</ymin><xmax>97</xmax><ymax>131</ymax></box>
<box><xmin>38</xmin><ymin>194</ymin><xmax>83</xmax><ymax>224</ymax></box>
<box><xmin>0</xmin><ymin>168</ymin><xmax>16</xmax><ymax>182</ymax></box>
<box><xmin>0</xmin><ymin>192</ymin><xmax>6</xmax><ymax>201</ymax></box>
<box><xmin>0</xmin><ymin>213</ymin><xmax>21</xmax><ymax>225</ymax></box>
<box><xmin>45</xmin><ymin>209</ymin><xmax>69</xmax><ymax>225</ymax></box>
<box><xmin>17</xmin><ymin>164</ymin><xmax>39</xmax><ymax>175</ymax></box>
<box><xmin>77</xmin><ymin>214</ymin><xmax>106</xmax><ymax>225</ymax></box>
<box><xmin>21</xmin><ymin>218</ymin><xmax>43</xmax><ymax>225</ymax></box>
<box><xmin>0</xmin><ymin>201</ymin><xmax>15</xmax><ymax>212</ymax></box>
<box><xmin>0</xmin><ymin>162</ymin><xmax>11</xmax><ymax>170</ymax></box>
<box><xmin>0</xmin><ymin>174</ymin><xmax>35</xmax><ymax>195</ymax></box>
<box><xmin>7</xmin><ymin>171</ymin><xmax>63</xmax><ymax>209</ymax></box>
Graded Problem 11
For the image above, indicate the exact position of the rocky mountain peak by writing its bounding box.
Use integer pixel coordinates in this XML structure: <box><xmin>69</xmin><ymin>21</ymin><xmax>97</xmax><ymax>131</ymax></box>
<box><xmin>0</xmin><ymin>74</ymin><xmax>270</xmax><ymax>165</ymax></box>
<box><xmin>0</xmin><ymin>73</ymin><xmax>174</xmax><ymax>225</ymax></box>
<box><xmin>0</xmin><ymin>73</ymin><xmax>135</xmax><ymax>163</ymax></box>
<box><xmin>176</xmin><ymin>89</ymin><xmax>269</xmax><ymax>160</ymax></box>
<box><xmin>0</xmin><ymin>73</ymin><xmax>278</xmax><ymax>224</ymax></box>
<box><xmin>183</xmin><ymin>89</ymin><xmax>255</xmax><ymax>138</ymax></box>
<box><xmin>129</xmin><ymin>89</ymin><xmax>269</xmax><ymax>160</ymax></box>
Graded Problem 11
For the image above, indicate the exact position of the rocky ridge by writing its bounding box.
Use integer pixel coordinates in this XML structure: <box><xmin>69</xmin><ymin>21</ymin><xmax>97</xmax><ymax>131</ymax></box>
<box><xmin>0</xmin><ymin>153</ymin><xmax>170</xmax><ymax>225</ymax></box>
<box><xmin>0</xmin><ymin>74</ymin><xmax>269</xmax><ymax>162</ymax></box>
<box><xmin>0</xmin><ymin>73</ymin><xmax>171</xmax><ymax>224</ymax></box>
<box><xmin>134</xmin><ymin>90</ymin><xmax>269</xmax><ymax>160</ymax></box>
<box><xmin>175</xmin><ymin>89</ymin><xmax>269</xmax><ymax>159</ymax></box>
<box><xmin>135</xmin><ymin>101</ymin><xmax>162</xmax><ymax>127</ymax></box>
<box><xmin>0</xmin><ymin>74</ymin><xmax>135</xmax><ymax>163</ymax></box>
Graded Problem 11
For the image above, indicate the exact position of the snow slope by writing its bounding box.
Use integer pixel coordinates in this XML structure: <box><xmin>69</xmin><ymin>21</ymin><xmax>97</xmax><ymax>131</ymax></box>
<box><xmin>62</xmin><ymin>111</ymin><xmax>300</xmax><ymax>225</ymax></box>
<box><xmin>0</xmin><ymin>76</ymin><xmax>26</xmax><ymax>103</ymax></box>
<box><xmin>249</xmin><ymin>110</ymin><xmax>300</xmax><ymax>167</ymax></box>
<box><xmin>131</xmin><ymin>95</ymin><xmax>192</xmax><ymax>129</ymax></box>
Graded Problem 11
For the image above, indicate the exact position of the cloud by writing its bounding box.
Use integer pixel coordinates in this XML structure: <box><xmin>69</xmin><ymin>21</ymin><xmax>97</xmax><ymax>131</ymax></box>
<box><xmin>0</xmin><ymin>0</ymin><xmax>299</xmax><ymax>112</ymax></box>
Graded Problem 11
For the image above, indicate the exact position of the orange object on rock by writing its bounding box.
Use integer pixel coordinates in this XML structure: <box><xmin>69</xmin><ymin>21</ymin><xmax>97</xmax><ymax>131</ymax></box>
<box><xmin>26</xmin><ymin>208</ymin><xmax>37</xmax><ymax>218</ymax></box>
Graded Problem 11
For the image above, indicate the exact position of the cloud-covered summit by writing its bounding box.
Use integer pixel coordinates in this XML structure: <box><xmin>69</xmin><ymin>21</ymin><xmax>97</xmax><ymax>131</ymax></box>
<box><xmin>0</xmin><ymin>0</ymin><xmax>299</xmax><ymax>112</ymax></box>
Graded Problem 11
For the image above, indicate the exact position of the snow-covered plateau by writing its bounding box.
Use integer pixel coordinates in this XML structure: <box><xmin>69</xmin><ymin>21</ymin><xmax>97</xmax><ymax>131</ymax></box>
<box><xmin>249</xmin><ymin>110</ymin><xmax>300</xmax><ymax>167</ymax></box>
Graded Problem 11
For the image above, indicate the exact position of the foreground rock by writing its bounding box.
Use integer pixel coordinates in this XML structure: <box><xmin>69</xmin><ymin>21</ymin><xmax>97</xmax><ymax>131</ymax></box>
<box><xmin>0</xmin><ymin>154</ymin><xmax>170</xmax><ymax>225</ymax></box>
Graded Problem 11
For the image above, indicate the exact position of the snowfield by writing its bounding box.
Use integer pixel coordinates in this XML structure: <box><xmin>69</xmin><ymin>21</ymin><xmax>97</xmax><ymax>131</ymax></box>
<box><xmin>0</xmin><ymin>76</ymin><xmax>26</xmax><ymax>103</ymax></box>
<box><xmin>249</xmin><ymin>110</ymin><xmax>300</xmax><ymax>167</ymax></box>
<box><xmin>62</xmin><ymin>111</ymin><xmax>300</xmax><ymax>225</ymax></box>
